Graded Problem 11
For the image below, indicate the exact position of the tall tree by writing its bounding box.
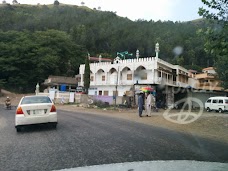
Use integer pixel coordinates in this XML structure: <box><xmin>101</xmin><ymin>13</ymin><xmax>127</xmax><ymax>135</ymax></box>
<box><xmin>54</xmin><ymin>0</ymin><xmax>59</xmax><ymax>6</ymax></box>
<box><xmin>0</xmin><ymin>30</ymin><xmax>85</xmax><ymax>92</ymax></box>
<box><xmin>83</xmin><ymin>54</ymin><xmax>90</xmax><ymax>94</ymax></box>
<box><xmin>198</xmin><ymin>0</ymin><xmax>228</xmax><ymax>89</ymax></box>
<box><xmin>12</xmin><ymin>0</ymin><xmax>18</xmax><ymax>4</ymax></box>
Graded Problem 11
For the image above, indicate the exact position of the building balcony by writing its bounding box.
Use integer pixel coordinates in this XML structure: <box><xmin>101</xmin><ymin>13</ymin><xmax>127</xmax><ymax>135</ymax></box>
<box><xmin>196</xmin><ymin>82</ymin><xmax>223</xmax><ymax>91</ymax></box>
<box><xmin>81</xmin><ymin>78</ymin><xmax>188</xmax><ymax>88</ymax></box>
<box><xmin>195</xmin><ymin>73</ymin><xmax>216</xmax><ymax>79</ymax></box>
<box><xmin>197</xmin><ymin>85</ymin><xmax>224</xmax><ymax>91</ymax></box>
<box><xmin>176</xmin><ymin>82</ymin><xmax>189</xmax><ymax>88</ymax></box>
<box><xmin>154</xmin><ymin>78</ymin><xmax>177</xmax><ymax>87</ymax></box>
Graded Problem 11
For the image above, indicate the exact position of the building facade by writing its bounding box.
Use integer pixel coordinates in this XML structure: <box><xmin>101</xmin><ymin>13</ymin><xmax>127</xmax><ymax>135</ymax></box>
<box><xmin>78</xmin><ymin>43</ymin><xmax>228</xmax><ymax>108</ymax></box>
<box><xmin>187</xmin><ymin>67</ymin><xmax>227</xmax><ymax>108</ymax></box>
<box><xmin>79</xmin><ymin>43</ymin><xmax>190</xmax><ymax>107</ymax></box>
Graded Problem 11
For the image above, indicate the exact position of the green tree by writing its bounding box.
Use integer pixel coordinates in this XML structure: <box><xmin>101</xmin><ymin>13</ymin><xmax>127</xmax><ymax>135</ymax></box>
<box><xmin>12</xmin><ymin>0</ymin><xmax>18</xmax><ymax>4</ymax></box>
<box><xmin>0</xmin><ymin>30</ymin><xmax>85</xmax><ymax>92</ymax></box>
<box><xmin>198</xmin><ymin>0</ymin><xmax>228</xmax><ymax>88</ymax></box>
<box><xmin>54</xmin><ymin>0</ymin><xmax>60</xmax><ymax>6</ymax></box>
<box><xmin>83</xmin><ymin>54</ymin><xmax>90</xmax><ymax>94</ymax></box>
<box><xmin>214</xmin><ymin>57</ymin><xmax>228</xmax><ymax>89</ymax></box>
<box><xmin>70</xmin><ymin>25</ymin><xmax>87</xmax><ymax>46</ymax></box>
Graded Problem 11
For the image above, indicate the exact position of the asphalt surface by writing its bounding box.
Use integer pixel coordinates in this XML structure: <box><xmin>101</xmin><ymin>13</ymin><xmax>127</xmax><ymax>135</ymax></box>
<box><xmin>0</xmin><ymin>105</ymin><xmax>228</xmax><ymax>171</ymax></box>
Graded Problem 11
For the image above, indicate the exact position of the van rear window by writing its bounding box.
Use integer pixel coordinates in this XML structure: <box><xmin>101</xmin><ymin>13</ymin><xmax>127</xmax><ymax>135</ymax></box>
<box><xmin>225</xmin><ymin>100</ymin><xmax>228</xmax><ymax>104</ymax></box>
<box><xmin>218</xmin><ymin>100</ymin><xmax>223</xmax><ymax>103</ymax></box>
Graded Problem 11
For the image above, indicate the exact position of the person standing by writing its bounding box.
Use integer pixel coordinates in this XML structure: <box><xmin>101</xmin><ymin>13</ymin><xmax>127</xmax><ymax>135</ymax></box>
<box><xmin>5</xmin><ymin>96</ymin><xmax>11</xmax><ymax>109</ymax></box>
<box><xmin>146</xmin><ymin>92</ymin><xmax>157</xmax><ymax>117</ymax></box>
<box><xmin>151</xmin><ymin>94</ymin><xmax>157</xmax><ymax>112</ymax></box>
<box><xmin>138</xmin><ymin>92</ymin><xmax>144</xmax><ymax>117</ymax></box>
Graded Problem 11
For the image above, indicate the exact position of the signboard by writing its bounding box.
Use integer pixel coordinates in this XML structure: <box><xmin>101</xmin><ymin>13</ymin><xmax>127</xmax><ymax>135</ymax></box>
<box><xmin>49</xmin><ymin>90</ymin><xmax>55</xmax><ymax>100</ymax></box>
<box><xmin>69</xmin><ymin>92</ymin><xmax>75</xmax><ymax>103</ymax></box>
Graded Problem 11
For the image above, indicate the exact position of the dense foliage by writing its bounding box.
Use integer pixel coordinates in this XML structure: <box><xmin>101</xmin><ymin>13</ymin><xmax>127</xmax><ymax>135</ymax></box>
<box><xmin>0</xmin><ymin>29</ymin><xmax>85</xmax><ymax>92</ymax></box>
<box><xmin>0</xmin><ymin>3</ymin><xmax>214</xmax><ymax>92</ymax></box>
<box><xmin>198</xmin><ymin>0</ymin><xmax>228</xmax><ymax>89</ymax></box>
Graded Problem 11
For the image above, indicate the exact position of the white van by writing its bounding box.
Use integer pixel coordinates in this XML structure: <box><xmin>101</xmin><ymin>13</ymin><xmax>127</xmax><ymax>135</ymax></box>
<box><xmin>205</xmin><ymin>96</ymin><xmax>228</xmax><ymax>113</ymax></box>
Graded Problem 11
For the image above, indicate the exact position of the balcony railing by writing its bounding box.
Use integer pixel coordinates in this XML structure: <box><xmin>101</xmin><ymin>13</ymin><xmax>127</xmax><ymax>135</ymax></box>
<box><xmin>81</xmin><ymin>78</ymin><xmax>188</xmax><ymax>88</ymax></box>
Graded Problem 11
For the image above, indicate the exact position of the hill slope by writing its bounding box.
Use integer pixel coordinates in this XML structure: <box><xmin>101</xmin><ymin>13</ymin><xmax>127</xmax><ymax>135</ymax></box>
<box><xmin>0</xmin><ymin>4</ymin><xmax>212</xmax><ymax>92</ymax></box>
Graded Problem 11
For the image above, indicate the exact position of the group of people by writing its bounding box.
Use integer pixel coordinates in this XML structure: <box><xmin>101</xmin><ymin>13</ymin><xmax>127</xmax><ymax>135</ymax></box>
<box><xmin>138</xmin><ymin>91</ymin><xmax>157</xmax><ymax>117</ymax></box>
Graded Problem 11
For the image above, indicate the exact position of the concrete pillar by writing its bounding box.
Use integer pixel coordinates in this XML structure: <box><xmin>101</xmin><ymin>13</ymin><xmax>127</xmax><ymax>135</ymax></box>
<box><xmin>81</xmin><ymin>74</ymin><xmax>84</xmax><ymax>86</ymax></box>
<box><xmin>106</xmin><ymin>72</ymin><xmax>108</xmax><ymax>84</ymax></box>
<box><xmin>117</xmin><ymin>68</ymin><xmax>121</xmax><ymax>85</ymax></box>
<box><xmin>132</xmin><ymin>70</ymin><xmax>134</xmax><ymax>84</ymax></box>
<box><xmin>94</xmin><ymin>73</ymin><xmax>96</xmax><ymax>85</ymax></box>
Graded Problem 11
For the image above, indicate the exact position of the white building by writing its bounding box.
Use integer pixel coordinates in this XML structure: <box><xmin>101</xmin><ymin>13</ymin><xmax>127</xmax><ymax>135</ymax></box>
<box><xmin>79</xmin><ymin>43</ymin><xmax>190</xmax><ymax>107</ymax></box>
<box><xmin>187</xmin><ymin>67</ymin><xmax>227</xmax><ymax>108</ymax></box>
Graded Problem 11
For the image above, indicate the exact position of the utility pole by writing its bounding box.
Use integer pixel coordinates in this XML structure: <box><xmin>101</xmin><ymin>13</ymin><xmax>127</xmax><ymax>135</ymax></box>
<box><xmin>114</xmin><ymin>66</ymin><xmax>119</xmax><ymax>108</ymax></box>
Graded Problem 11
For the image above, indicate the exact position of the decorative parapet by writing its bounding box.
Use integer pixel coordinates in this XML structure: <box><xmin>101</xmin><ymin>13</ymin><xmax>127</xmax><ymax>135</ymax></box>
<box><xmin>80</xmin><ymin>57</ymin><xmax>158</xmax><ymax>73</ymax></box>
<box><xmin>80</xmin><ymin>57</ymin><xmax>157</xmax><ymax>67</ymax></box>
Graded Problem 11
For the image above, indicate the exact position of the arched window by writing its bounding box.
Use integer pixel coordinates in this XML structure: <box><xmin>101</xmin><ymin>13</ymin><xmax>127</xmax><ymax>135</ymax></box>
<box><xmin>135</xmin><ymin>66</ymin><xmax>147</xmax><ymax>80</ymax></box>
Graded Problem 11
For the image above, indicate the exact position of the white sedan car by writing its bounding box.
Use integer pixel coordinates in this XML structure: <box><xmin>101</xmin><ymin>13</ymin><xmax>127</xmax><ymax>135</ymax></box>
<box><xmin>15</xmin><ymin>95</ymin><xmax>58</xmax><ymax>132</ymax></box>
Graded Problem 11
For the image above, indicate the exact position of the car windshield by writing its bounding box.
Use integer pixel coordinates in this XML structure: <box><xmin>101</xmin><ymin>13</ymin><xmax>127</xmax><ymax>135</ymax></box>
<box><xmin>21</xmin><ymin>96</ymin><xmax>52</xmax><ymax>104</ymax></box>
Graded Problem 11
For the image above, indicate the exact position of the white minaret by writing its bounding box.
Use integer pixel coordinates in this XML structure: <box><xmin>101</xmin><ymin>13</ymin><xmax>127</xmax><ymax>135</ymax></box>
<box><xmin>99</xmin><ymin>54</ymin><xmax>102</xmax><ymax>63</ymax></box>
<box><xmin>155</xmin><ymin>42</ymin><xmax>160</xmax><ymax>59</ymax></box>
<box><xmin>136</xmin><ymin>49</ymin><xmax>139</xmax><ymax>59</ymax></box>
<box><xmin>35</xmin><ymin>83</ymin><xmax>40</xmax><ymax>95</ymax></box>
<box><xmin>88</xmin><ymin>53</ymin><xmax>90</xmax><ymax>59</ymax></box>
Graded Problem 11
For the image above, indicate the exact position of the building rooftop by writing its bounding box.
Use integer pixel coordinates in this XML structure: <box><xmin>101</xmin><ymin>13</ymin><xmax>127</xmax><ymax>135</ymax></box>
<box><xmin>202</xmin><ymin>67</ymin><xmax>214</xmax><ymax>71</ymax></box>
<box><xmin>43</xmin><ymin>75</ymin><xmax>77</xmax><ymax>85</ymax></box>
<box><xmin>188</xmin><ymin>69</ymin><xmax>198</xmax><ymax>73</ymax></box>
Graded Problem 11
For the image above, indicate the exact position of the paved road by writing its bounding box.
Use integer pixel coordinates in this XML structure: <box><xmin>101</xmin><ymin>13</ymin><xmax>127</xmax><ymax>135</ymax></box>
<box><xmin>0</xmin><ymin>106</ymin><xmax>227</xmax><ymax>171</ymax></box>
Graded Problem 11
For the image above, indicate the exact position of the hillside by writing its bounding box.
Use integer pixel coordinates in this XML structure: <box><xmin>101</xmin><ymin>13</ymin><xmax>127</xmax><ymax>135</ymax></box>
<box><xmin>0</xmin><ymin>4</ymin><xmax>212</xmax><ymax>93</ymax></box>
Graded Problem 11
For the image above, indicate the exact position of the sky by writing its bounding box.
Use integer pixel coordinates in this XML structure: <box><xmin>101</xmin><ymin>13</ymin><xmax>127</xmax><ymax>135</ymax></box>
<box><xmin>4</xmin><ymin>0</ymin><xmax>207</xmax><ymax>22</ymax></box>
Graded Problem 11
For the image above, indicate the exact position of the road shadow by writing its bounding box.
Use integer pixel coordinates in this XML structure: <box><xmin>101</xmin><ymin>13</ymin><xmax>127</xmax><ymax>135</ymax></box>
<box><xmin>17</xmin><ymin>123</ymin><xmax>57</xmax><ymax>133</ymax></box>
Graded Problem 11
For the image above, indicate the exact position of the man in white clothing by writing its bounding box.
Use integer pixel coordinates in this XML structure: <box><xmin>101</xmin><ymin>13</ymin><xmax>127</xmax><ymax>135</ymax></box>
<box><xmin>146</xmin><ymin>92</ymin><xmax>156</xmax><ymax>116</ymax></box>
<box><xmin>146</xmin><ymin>92</ymin><xmax>152</xmax><ymax>116</ymax></box>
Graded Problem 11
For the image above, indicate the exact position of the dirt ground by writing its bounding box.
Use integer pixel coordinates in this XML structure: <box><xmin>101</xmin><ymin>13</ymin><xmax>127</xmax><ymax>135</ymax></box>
<box><xmin>1</xmin><ymin>92</ymin><xmax>228</xmax><ymax>144</ymax></box>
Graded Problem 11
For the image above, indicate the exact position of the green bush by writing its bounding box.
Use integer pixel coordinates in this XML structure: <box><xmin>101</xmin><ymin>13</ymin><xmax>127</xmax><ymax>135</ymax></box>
<box><xmin>93</xmin><ymin>100</ymin><xmax>110</xmax><ymax>108</ymax></box>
